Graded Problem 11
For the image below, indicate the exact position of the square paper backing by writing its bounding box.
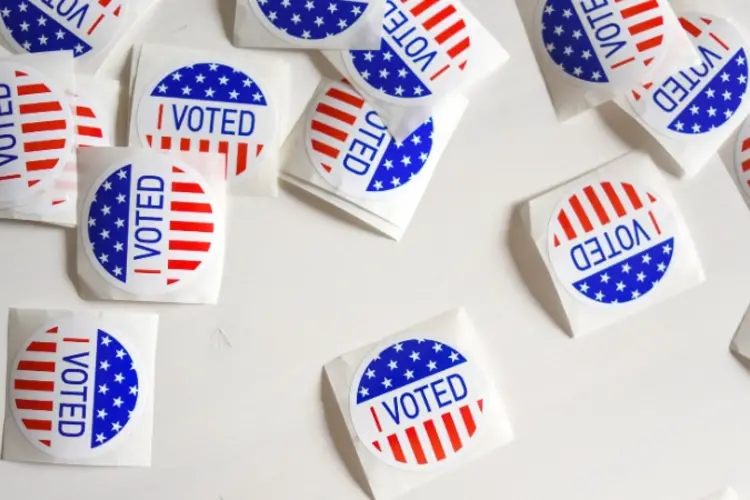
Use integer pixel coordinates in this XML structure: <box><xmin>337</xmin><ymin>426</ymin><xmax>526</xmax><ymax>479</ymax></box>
<box><xmin>232</xmin><ymin>0</ymin><xmax>386</xmax><ymax>50</ymax></box>
<box><xmin>127</xmin><ymin>42</ymin><xmax>290</xmax><ymax>197</ymax></box>
<box><xmin>281</xmin><ymin>79</ymin><xmax>468</xmax><ymax>241</ymax></box>
<box><xmin>525</xmin><ymin>0</ymin><xmax>699</xmax><ymax>122</ymax></box>
<box><xmin>0</xmin><ymin>75</ymin><xmax>120</xmax><ymax>227</ymax></box>
<box><xmin>2</xmin><ymin>308</ymin><xmax>158</xmax><ymax>467</ymax></box>
<box><xmin>323</xmin><ymin>308</ymin><xmax>514</xmax><ymax>500</ymax></box>
<box><xmin>75</xmin><ymin>147</ymin><xmax>228</xmax><ymax>305</ymax></box>
<box><xmin>522</xmin><ymin>151</ymin><xmax>705</xmax><ymax>337</ymax></box>
<box><xmin>323</xmin><ymin>0</ymin><xmax>508</xmax><ymax>141</ymax></box>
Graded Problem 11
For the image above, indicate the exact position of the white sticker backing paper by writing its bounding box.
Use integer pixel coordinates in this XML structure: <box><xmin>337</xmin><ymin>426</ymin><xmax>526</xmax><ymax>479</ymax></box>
<box><xmin>282</xmin><ymin>78</ymin><xmax>468</xmax><ymax>241</ymax></box>
<box><xmin>128</xmin><ymin>43</ymin><xmax>290</xmax><ymax>197</ymax></box>
<box><xmin>76</xmin><ymin>147</ymin><xmax>228</xmax><ymax>304</ymax></box>
<box><xmin>522</xmin><ymin>151</ymin><xmax>705</xmax><ymax>337</ymax></box>
<box><xmin>323</xmin><ymin>0</ymin><xmax>507</xmax><ymax>141</ymax></box>
<box><xmin>2</xmin><ymin>308</ymin><xmax>158</xmax><ymax>467</ymax></box>
<box><xmin>233</xmin><ymin>0</ymin><xmax>386</xmax><ymax>50</ymax></box>
<box><xmin>323</xmin><ymin>308</ymin><xmax>513</xmax><ymax>500</ymax></box>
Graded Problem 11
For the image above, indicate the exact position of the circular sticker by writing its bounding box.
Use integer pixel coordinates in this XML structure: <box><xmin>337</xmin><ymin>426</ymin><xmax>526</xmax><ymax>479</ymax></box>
<box><xmin>10</xmin><ymin>317</ymin><xmax>142</xmax><ymax>459</ymax></box>
<box><xmin>626</xmin><ymin>14</ymin><xmax>749</xmax><ymax>137</ymax></box>
<box><xmin>0</xmin><ymin>0</ymin><xmax>127</xmax><ymax>58</ymax></box>
<box><xmin>137</xmin><ymin>62</ymin><xmax>275</xmax><ymax>185</ymax></box>
<box><xmin>343</xmin><ymin>0</ymin><xmax>472</xmax><ymax>105</ymax></box>
<box><xmin>0</xmin><ymin>62</ymin><xmax>73</xmax><ymax>205</ymax></box>
<box><xmin>82</xmin><ymin>155</ymin><xmax>219</xmax><ymax>296</ymax></box>
<box><xmin>539</xmin><ymin>0</ymin><xmax>672</xmax><ymax>88</ymax></box>
<box><xmin>306</xmin><ymin>80</ymin><xmax>434</xmax><ymax>199</ymax></box>
<box><xmin>350</xmin><ymin>337</ymin><xmax>486</xmax><ymax>470</ymax></box>
<box><xmin>249</xmin><ymin>0</ymin><xmax>372</xmax><ymax>44</ymax></box>
<box><xmin>548</xmin><ymin>180</ymin><xmax>677</xmax><ymax>305</ymax></box>
<box><xmin>734</xmin><ymin>118</ymin><xmax>750</xmax><ymax>199</ymax></box>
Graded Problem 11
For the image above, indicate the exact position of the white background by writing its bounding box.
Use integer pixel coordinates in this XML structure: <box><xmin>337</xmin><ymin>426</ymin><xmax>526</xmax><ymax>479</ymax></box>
<box><xmin>2</xmin><ymin>0</ymin><xmax>750</xmax><ymax>500</ymax></box>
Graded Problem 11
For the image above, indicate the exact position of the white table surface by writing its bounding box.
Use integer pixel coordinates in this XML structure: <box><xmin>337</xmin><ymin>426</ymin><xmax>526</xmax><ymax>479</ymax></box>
<box><xmin>3</xmin><ymin>0</ymin><xmax>750</xmax><ymax>499</ymax></box>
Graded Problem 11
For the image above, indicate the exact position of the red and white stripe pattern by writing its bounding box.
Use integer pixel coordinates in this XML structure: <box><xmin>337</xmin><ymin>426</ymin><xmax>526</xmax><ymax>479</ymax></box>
<box><xmin>611</xmin><ymin>0</ymin><xmax>667</xmax><ymax>70</ymax></box>
<box><xmin>737</xmin><ymin>125</ymin><xmax>750</xmax><ymax>189</ymax></box>
<box><xmin>552</xmin><ymin>181</ymin><xmax>661</xmax><ymax>247</ymax></box>
<box><xmin>309</xmin><ymin>82</ymin><xmax>366</xmax><ymax>174</ymax></box>
<box><xmin>11</xmin><ymin>325</ymin><xmax>90</xmax><ymax>448</ymax></box>
<box><xmin>88</xmin><ymin>0</ymin><xmax>123</xmax><ymax>36</ymax></box>
<box><xmin>370</xmin><ymin>398</ymin><xmax>483</xmax><ymax>465</ymax></box>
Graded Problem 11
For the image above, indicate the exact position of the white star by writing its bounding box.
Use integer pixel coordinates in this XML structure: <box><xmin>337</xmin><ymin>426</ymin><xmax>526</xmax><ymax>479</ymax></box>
<box><xmin>111</xmin><ymin>421</ymin><xmax>123</xmax><ymax>432</ymax></box>
<box><xmin>21</xmin><ymin>41</ymin><xmax>31</xmax><ymax>50</ymax></box>
<box><xmin>562</xmin><ymin>8</ymin><xmax>572</xmax><ymax>18</ymax></box>
<box><xmin>621</xmin><ymin>263</ymin><xmax>631</xmax><ymax>273</ymax></box>
<box><xmin>383</xmin><ymin>52</ymin><xmax>393</xmax><ymax>62</ymax></box>
<box><xmin>328</xmin><ymin>2</ymin><xmax>337</xmax><ymax>13</ymax></box>
<box><xmin>0</xmin><ymin>8</ymin><xmax>9</xmax><ymax>17</ymax></box>
<box><xmin>305</xmin><ymin>0</ymin><xmax>314</xmax><ymax>9</ymax></box>
<box><xmin>116</xmin><ymin>349</ymin><xmax>126</xmax><ymax>359</ymax></box>
<box><xmin>97</xmin><ymin>409</ymin><xmax>108</xmax><ymax>420</ymax></box>
<box><xmin>591</xmin><ymin>71</ymin><xmax>602</xmax><ymax>81</ymax></box>
<box><xmin>553</xmin><ymin>25</ymin><xmax>564</xmax><ymax>36</ymax></box>
<box><xmin>114</xmin><ymin>242</ymin><xmax>124</xmax><ymax>252</ymax></box>
<box><xmin>100</xmin><ymin>360</ymin><xmax>110</xmax><ymax>370</ymax></box>
<box><xmin>301</xmin><ymin>30</ymin><xmax>311</xmax><ymax>39</ymax></box>
<box><xmin>129</xmin><ymin>386</ymin><xmax>138</xmax><ymax>396</ymax></box>
<box><xmin>55</xmin><ymin>29</ymin><xmax>64</xmax><ymax>40</ymax></box>
<box><xmin>388</xmin><ymin>360</ymin><xmax>398</xmax><ymax>370</ymax></box>
<box><xmin>725</xmin><ymin>109</ymin><xmax>734</xmax><ymax>119</ymax></box>
<box><xmin>721</xmin><ymin>72</ymin><xmax>731</xmax><ymax>82</ymax></box>
<box><xmin>690</xmin><ymin>105</ymin><xmax>700</xmax><ymax>115</ymax></box>
<box><xmin>219</xmin><ymin>76</ymin><xmax>229</xmax><ymax>85</ymax></box>
<box><xmin>229</xmin><ymin>90</ymin><xmax>239</xmax><ymax>100</ymax></box>
<box><xmin>95</xmin><ymin>433</ymin><xmax>105</xmax><ymax>444</ymax></box>
<box><xmin>291</xmin><ymin>13</ymin><xmax>301</xmax><ymax>24</ymax></box>
<box><xmin>706</xmin><ymin>88</ymin><xmax>716</xmax><ymax>98</ymax></box>
<box><xmin>114</xmin><ymin>373</ymin><xmax>125</xmax><ymax>383</ymax></box>
<box><xmin>359</xmin><ymin>387</ymin><xmax>369</xmax><ymax>397</ymax></box>
<box><xmin>595</xmin><ymin>291</ymin><xmax>605</xmax><ymax>301</ymax></box>
<box><xmin>384</xmin><ymin>159</ymin><xmax>393</xmax><ymax>170</ymax></box>
<box><xmin>113</xmin><ymin>266</ymin><xmax>123</xmax><ymax>277</ymax></box>
<box><xmin>38</xmin><ymin>35</ymin><xmax>47</xmax><ymax>46</ymax></box>
<box><xmin>600</xmin><ymin>273</ymin><xmax>610</xmax><ymax>283</ymax></box>
<box><xmin>544</xmin><ymin>5</ymin><xmax>555</xmax><ymax>15</ymax></box>
<box><xmin>632</xmin><ymin>290</ymin><xmax>642</xmax><ymax>299</ymax></box>
<box><xmin>723</xmin><ymin>90</ymin><xmax>733</xmax><ymax>101</ymax></box>
<box><xmin>205</xmin><ymin>87</ymin><xmax>215</xmax><ymax>98</ymax></box>
<box><xmin>401</xmin><ymin>155</ymin><xmax>411</xmax><ymax>166</ymax></box>
<box><xmin>409</xmin><ymin>351</ymin><xmax>420</xmax><ymax>362</ymax></box>
<box><xmin>737</xmin><ymin>55</ymin><xmax>746</xmax><ymax>66</ymax></box>
<box><xmin>74</xmin><ymin>43</ymin><xmax>84</xmax><ymax>54</ymax></box>
<box><xmin>181</xmin><ymin>85</ymin><xmax>192</xmax><ymax>96</ymax></box>
<box><xmin>365</xmin><ymin>368</ymin><xmax>375</xmax><ymax>379</ymax></box>
<box><xmin>675</xmin><ymin>121</ymin><xmax>685</xmax><ymax>131</ymax></box>
<box><xmin>449</xmin><ymin>352</ymin><xmax>460</xmax><ymax>362</ymax></box>
<box><xmin>708</xmin><ymin>107</ymin><xmax>717</xmax><ymax>117</ymax></box>
<box><xmin>420</xmin><ymin>152</ymin><xmax>429</xmax><ymax>162</ymax></box>
<box><xmin>642</xmin><ymin>254</ymin><xmax>652</xmax><ymax>264</ymax></box>
<box><xmin>413</xmin><ymin>86</ymin><xmax>424</xmax><ymax>95</ymax></box>
<box><xmin>379</xmin><ymin>68</ymin><xmax>390</xmax><ymax>79</ymax></box>
<box><xmin>657</xmin><ymin>262</ymin><xmax>666</xmax><ymax>272</ymax></box>
<box><xmin>382</xmin><ymin>378</ymin><xmax>392</xmax><ymax>388</ymax></box>
<box><xmin>88</xmin><ymin>217</ymin><xmax>96</xmax><ymax>227</ymax></box>
<box><xmin>572</xmin><ymin>29</ymin><xmax>582</xmax><ymax>40</ymax></box>
<box><xmin>361</xmin><ymin>70</ymin><xmax>370</xmax><ymax>80</ymax></box>
<box><xmin>662</xmin><ymin>244</ymin><xmax>672</xmax><ymax>254</ymax></box>
<box><xmin>101</xmin><ymin>336</ymin><xmax>112</xmax><ymax>347</ymax></box>
<box><xmin>19</xmin><ymin>3</ymin><xmax>28</xmax><ymax>12</ymax></box>
<box><xmin>740</xmin><ymin>75</ymin><xmax>748</xmax><ymax>85</ymax></box>
<box><xmin>616</xmin><ymin>282</ymin><xmax>626</xmax><ymax>292</ymax></box>
<box><xmin>427</xmin><ymin>361</ymin><xmax>437</xmax><ymax>371</ymax></box>
<box><xmin>98</xmin><ymin>384</ymin><xmax>109</xmax><ymax>395</ymax></box>
<box><xmin>101</xmin><ymin>205</ymin><xmax>111</xmax><ymax>215</ymax></box>
<box><xmin>579</xmin><ymin>282</ymin><xmax>591</xmax><ymax>293</ymax></box>
<box><xmin>395</xmin><ymin>86</ymin><xmax>404</xmax><ymax>96</ymax></box>
<box><xmin>546</xmin><ymin>42</ymin><xmax>556</xmax><ymax>53</ymax></box>
<box><xmin>404</xmin><ymin>370</ymin><xmax>414</xmax><ymax>380</ymax></box>
<box><xmin>103</xmin><ymin>180</ymin><xmax>112</xmax><ymax>191</ymax></box>
<box><xmin>432</xmin><ymin>343</ymin><xmax>443</xmax><ymax>352</ymax></box>
<box><xmin>373</xmin><ymin>180</ymin><xmax>383</xmax><ymax>190</ymax></box>
<box><xmin>352</xmin><ymin>5</ymin><xmax>362</xmax><ymax>15</ymax></box>
<box><xmin>99</xmin><ymin>254</ymin><xmax>109</xmax><ymax>264</ymax></box>
<box><xmin>636</xmin><ymin>272</ymin><xmax>646</xmax><ymax>282</ymax></box>
<box><xmin>692</xmin><ymin>123</ymin><xmax>701</xmax><ymax>133</ymax></box>
<box><xmin>158</xmin><ymin>84</ymin><xmax>167</xmax><ymax>94</ymax></box>
<box><xmin>563</xmin><ymin>46</ymin><xmax>573</xmax><ymax>56</ymax></box>
<box><xmin>337</xmin><ymin>18</ymin><xmax>348</xmax><ymax>29</ymax></box>
<box><xmin>314</xmin><ymin>16</ymin><xmax>324</xmax><ymax>26</ymax></box>
<box><xmin>114</xmin><ymin>219</ymin><xmax>125</xmax><ymax>230</ymax></box>
<box><xmin>393</xmin><ymin>343</ymin><xmax>403</xmax><ymax>352</ymax></box>
<box><xmin>391</xmin><ymin>177</ymin><xmax>401</xmax><ymax>187</ymax></box>
<box><xmin>19</xmin><ymin>21</ymin><xmax>29</xmax><ymax>31</ymax></box>
<box><xmin>172</xmin><ymin>71</ymin><xmax>182</xmax><ymax>81</ymax></box>
<box><xmin>209</xmin><ymin>63</ymin><xmax>219</xmax><ymax>71</ymax></box>
<box><xmin>572</xmin><ymin>67</ymin><xmax>583</xmax><ymax>77</ymax></box>
<box><xmin>100</xmin><ymin>229</ymin><xmax>110</xmax><ymax>240</ymax></box>
<box><xmin>113</xmin><ymin>397</ymin><xmax>124</xmax><ymax>408</ymax></box>
<box><xmin>37</xmin><ymin>16</ymin><xmax>46</xmax><ymax>26</ymax></box>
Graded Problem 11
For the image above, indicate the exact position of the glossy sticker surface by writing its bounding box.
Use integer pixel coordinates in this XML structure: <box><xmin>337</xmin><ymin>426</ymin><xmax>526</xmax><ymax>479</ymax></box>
<box><xmin>734</xmin><ymin>119</ymin><xmax>750</xmax><ymax>199</ymax></box>
<box><xmin>0</xmin><ymin>62</ymin><xmax>73</xmax><ymax>205</ymax></box>
<box><xmin>10</xmin><ymin>317</ymin><xmax>142</xmax><ymax>459</ymax></box>
<box><xmin>350</xmin><ymin>337</ymin><xmax>486</xmax><ymax>470</ymax></box>
<box><xmin>82</xmin><ymin>155</ymin><xmax>219</xmax><ymax>296</ymax></box>
<box><xmin>307</xmin><ymin>80</ymin><xmax>434</xmax><ymax>199</ymax></box>
<box><xmin>627</xmin><ymin>14</ymin><xmax>749</xmax><ymax>136</ymax></box>
<box><xmin>249</xmin><ymin>0</ymin><xmax>371</xmax><ymax>44</ymax></box>
<box><xmin>0</xmin><ymin>0</ymin><xmax>126</xmax><ymax>58</ymax></box>
<box><xmin>343</xmin><ymin>0</ymin><xmax>472</xmax><ymax>105</ymax></box>
<box><xmin>539</xmin><ymin>0</ymin><xmax>671</xmax><ymax>88</ymax></box>
<box><xmin>137</xmin><ymin>62</ymin><xmax>274</xmax><ymax>184</ymax></box>
<box><xmin>548</xmin><ymin>180</ymin><xmax>677</xmax><ymax>305</ymax></box>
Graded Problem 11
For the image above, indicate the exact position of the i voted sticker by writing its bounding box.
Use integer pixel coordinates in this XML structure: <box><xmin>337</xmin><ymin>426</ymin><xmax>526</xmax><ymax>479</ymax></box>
<box><xmin>137</xmin><ymin>62</ymin><xmax>274</xmax><ymax>184</ymax></box>
<box><xmin>249</xmin><ymin>0</ymin><xmax>371</xmax><ymax>44</ymax></box>
<box><xmin>539</xmin><ymin>0</ymin><xmax>671</xmax><ymax>88</ymax></box>
<box><xmin>343</xmin><ymin>0</ymin><xmax>472</xmax><ymax>105</ymax></box>
<box><xmin>307</xmin><ymin>80</ymin><xmax>434</xmax><ymax>199</ymax></box>
<box><xmin>0</xmin><ymin>0</ymin><xmax>126</xmax><ymax>59</ymax></box>
<box><xmin>627</xmin><ymin>14</ymin><xmax>749</xmax><ymax>137</ymax></box>
<box><xmin>82</xmin><ymin>156</ymin><xmax>219</xmax><ymax>296</ymax></box>
<box><xmin>0</xmin><ymin>62</ymin><xmax>73</xmax><ymax>205</ymax></box>
<box><xmin>10</xmin><ymin>317</ymin><xmax>142</xmax><ymax>459</ymax></box>
<box><xmin>548</xmin><ymin>180</ymin><xmax>677</xmax><ymax>305</ymax></box>
<box><xmin>350</xmin><ymin>338</ymin><xmax>486</xmax><ymax>470</ymax></box>
<box><xmin>734</xmin><ymin>119</ymin><xmax>750</xmax><ymax>199</ymax></box>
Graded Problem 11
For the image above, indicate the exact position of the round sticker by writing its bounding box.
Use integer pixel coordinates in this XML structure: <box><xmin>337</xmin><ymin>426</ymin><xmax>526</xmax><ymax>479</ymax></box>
<box><xmin>548</xmin><ymin>180</ymin><xmax>677</xmax><ymax>305</ymax></box>
<box><xmin>539</xmin><ymin>0</ymin><xmax>672</xmax><ymax>88</ymax></box>
<box><xmin>248</xmin><ymin>0</ymin><xmax>372</xmax><ymax>44</ymax></box>
<box><xmin>0</xmin><ymin>0</ymin><xmax>127</xmax><ymax>59</ymax></box>
<box><xmin>137</xmin><ymin>62</ymin><xmax>275</xmax><ymax>185</ymax></box>
<box><xmin>343</xmin><ymin>0</ymin><xmax>472</xmax><ymax>105</ymax></box>
<box><xmin>350</xmin><ymin>337</ymin><xmax>486</xmax><ymax>470</ymax></box>
<box><xmin>10</xmin><ymin>317</ymin><xmax>142</xmax><ymax>459</ymax></box>
<box><xmin>306</xmin><ymin>80</ymin><xmax>434</xmax><ymax>199</ymax></box>
<box><xmin>734</xmin><ymin>119</ymin><xmax>750</xmax><ymax>199</ymax></box>
<box><xmin>0</xmin><ymin>62</ymin><xmax>74</xmax><ymax>205</ymax></box>
<box><xmin>627</xmin><ymin>13</ymin><xmax>749</xmax><ymax>137</ymax></box>
<box><xmin>82</xmin><ymin>155</ymin><xmax>219</xmax><ymax>296</ymax></box>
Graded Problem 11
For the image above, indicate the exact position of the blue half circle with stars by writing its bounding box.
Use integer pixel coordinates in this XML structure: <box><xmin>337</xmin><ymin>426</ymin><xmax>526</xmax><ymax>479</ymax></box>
<box><xmin>150</xmin><ymin>62</ymin><xmax>269</xmax><ymax>106</ymax></box>
<box><xmin>366</xmin><ymin>118</ymin><xmax>434</xmax><ymax>192</ymax></box>
<box><xmin>255</xmin><ymin>0</ymin><xmax>368</xmax><ymax>40</ymax></box>
<box><xmin>350</xmin><ymin>39</ymin><xmax>434</xmax><ymax>99</ymax></box>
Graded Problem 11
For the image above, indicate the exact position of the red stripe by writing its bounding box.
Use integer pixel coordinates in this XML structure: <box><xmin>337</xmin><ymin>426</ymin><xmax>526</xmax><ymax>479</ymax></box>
<box><xmin>372</xmin><ymin>441</ymin><xmax>381</xmax><ymax>451</ymax></box>
<box><xmin>611</xmin><ymin>56</ymin><xmax>635</xmax><ymax>69</ymax></box>
<box><xmin>448</xmin><ymin>37</ymin><xmax>471</xmax><ymax>59</ymax></box>
<box><xmin>435</xmin><ymin>19</ymin><xmax>466</xmax><ymax>44</ymax></box>
<box><xmin>62</xmin><ymin>338</ymin><xmax>89</xmax><ymax>343</ymax></box>
<box><xmin>17</xmin><ymin>84</ymin><xmax>50</xmax><ymax>96</ymax></box>
<box><xmin>316</xmin><ymin>103</ymin><xmax>356</xmax><ymax>125</ymax></box>
<box><xmin>460</xmin><ymin>405</ymin><xmax>476</xmax><ymax>436</ymax></box>
<box><xmin>14</xmin><ymin>379</ymin><xmax>54</xmax><ymax>392</ymax></box>
<box><xmin>199</xmin><ymin>139</ymin><xmax>210</xmax><ymax>152</ymax></box>
<box><xmin>87</xmin><ymin>13</ymin><xmax>105</xmax><ymax>35</ymax></box>
<box><xmin>441</xmin><ymin>412</ymin><xmax>462</xmax><ymax>451</ymax></box>
<box><xmin>410</xmin><ymin>0</ymin><xmax>439</xmax><ymax>16</ymax></box>
<box><xmin>171</xmin><ymin>201</ymin><xmax>213</xmax><ymax>213</ymax></box>
<box><xmin>679</xmin><ymin>17</ymin><xmax>701</xmax><ymax>37</ymax></box>
<box><xmin>17</xmin><ymin>360</ymin><xmax>55</xmax><ymax>372</ymax></box>
<box><xmin>710</xmin><ymin>33</ymin><xmax>730</xmax><ymax>51</ymax></box>
<box><xmin>620</xmin><ymin>0</ymin><xmax>658</xmax><ymax>19</ymax></box>
<box><xmin>170</xmin><ymin>221</ymin><xmax>214</xmax><ymax>232</ymax></box>
<box><xmin>583</xmin><ymin>186</ymin><xmax>610</xmax><ymax>225</ymax></box>
<box><xmin>236</xmin><ymin>142</ymin><xmax>249</xmax><ymax>176</ymax></box>
<box><xmin>636</xmin><ymin>35</ymin><xmax>663</xmax><ymax>52</ymax></box>
<box><xmin>180</xmin><ymin>138</ymin><xmax>191</xmax><ymax>151</ymax></box>
<box><xmin>47</xmin><ymin>327</ymin><xmax>58</xmax><ymax>336</ymax></box>
<box><xmin>569</xmin><ymin>195</ymin><xmax>593</xmax><ymax>233</ymax></box>
<box><xmin>649</xmin><ymin>211</ymin><xmax>662</xmax><ymax>235</ymax></box>
<box><xmin>20</xmin><ymin>101</ymin><xmax>63</xmax><ymax>114</ymax></box>
<box><xmin>77</xmin><ymin>125</ymin><xmax>104</xmax><ymax>138</ymax></box>
<box><xmin>628</xmin><ymin>16</ymin><xmax>663</xmax><ymax>36</ymax></box>
<box><xmin>742</xmin><ymin>159</ymin><xmax>750</xmax><ymax>172</ymax></box>
<box><xmin>423</xmin><ymin>419</ymin><xmax>446</xmax><ymax>461</ymax></box>
<box><xmin>622</xmin><ymin>183</ymin><xmax>643</xmax><ymax>210</ymax></box>
<box><xmin>326</xmin><ymin>87</ymin><xmax>365</xmax><ymax>108</ymax></box>
<box><xmin>370</xmin><ymin>406</ymin><xmax>382</xmax><ymax>432</ymax></box>
<box><xmin>172</xmin><ymin>181</ymin><xmax>204</xmax><ymax>193</ymax></box>
<box><xmin>23</xmin><ymin>419</ymin><xmax>52</xmax><ymax>431</ymax></box>
<box><xmin>15</xmin><ymin>399</ymin><xmax>53</xmax><ymax>411</ymax></box>
<box><xmin>167</xmin><ymin>278</ymin><xmax>180</xmax><ymax>285</ymax></box>
<box><xmin>312</xmin><ymin>140</ymin><xmax>340</xmax><ymax>159</ymax></box>
<box><xmin>26</xmin><ymin>159</ymin><xmax>58</xmax><ymax>171</ymax></box>
<box><xmin>423</xmin><ymin>5</ymin><xmax>456</xmax><ymax>30</ymax></box>
<box><xmin>172</xmin><ymin>166</ymin><xmax>185</xmax><ymax>173</ymax></box>
<box><xmin>157</xmin><ymin>103</ymin><xmax>164</xmax><ymax>131</ymax></box>
<box><xmin>742</xmin><ymin>139</ymin><xmax>750</xmax><ymax>152</ymax></box>
<box><xmin>168</xmin><ymin>260</ymin><xmax>201</xmax><ymax>271</ymax></box>
<box><xmin>39</xmin><ymin>439</ymin><xmax>51</xmax><ymax>447</ymax></box>
<box><xmin>15</xmin><ymin>70</ymin><xmax>27</xmax><ymax>77</ymax></box>
<box><xmin>99</xmin><ymin>0</ymin><xmax>111</xmax><ymax>6</ymax></box>
<box><xmin>311</xmin><ymin>120</ymin><xmax>348</xmax><ymax>141</ymax></box>
<box><xmin>161</xmin><ymin>136</ymin><xmax>172</xmax><ymax>149</ymax></box>
<box><xmin>24</xmin><ymin>139</ymin><xmax>66</xmax><ymax>152</ymax></box>
<box><xmin>28</xmin><ymin>341</ymin><xmax>56</xmax><ymax>353</ymax></box>
<box><xmin>558</xmin><ymin>210</ymin><xmax>577</xmax><ymax>241</ymax></box>
<box><xmin>134</xmin><ymin>269</ymin><xmax>161</xmax><ymax>274</ymax></box>
<box><xmin>169</xmin><ymin>240</ymin><xmax>211</xmax><ymax>252</ymax></box>
<box><xmin>405</xmin><ymin>427</ymin><xmax>427</xmax><ymax>464</ymax></box>
<box><xmin>387</xmin><ymin>434</ymin><xmax>407</xmax><ymax>463</ymax></box>
<box><xmin>601</xmin><ymin>182</ymin><xmax>627</xmax><ymax>216</ymax></box>
<box><xmin>430</xmin><ymin>64</ymin><xmax>451</xmax><ymax>81</ymax></box>
<box><xmin>76</xmin><ymin>106</ymin><xmax>96</xmax><ymax>118</ymax></box>
<box><xmin>0</xmin><ymin>174</ymin><xmax>21</xmax><ymax>181</ymax></box>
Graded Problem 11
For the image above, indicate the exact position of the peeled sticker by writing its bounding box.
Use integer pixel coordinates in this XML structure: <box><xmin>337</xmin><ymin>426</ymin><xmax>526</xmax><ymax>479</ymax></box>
<box><xmin>137</xmin><ymin>62</ymin><xmax>275</xmax><ymax>184</ymax></box>
<box><xmin>735</xmin><ymin>119</ymin><xmax>750</xmax><ymax>199</ymax></box>
<box><xmin>307</xmin><ymin>80</ymin><xmax>434</xmax><ymax>199</ymax></box>
<box><xmin>539</xmin><ymin>0</ymin><xmax>671</xmax><ymax>88</ymax></box>
<box><xmin>627</xmin><ymin>14</ymin><xmax>749</xmax><ymax>137</ymax></box>
<box><xmin>0</xmin><ymin>62</ymin><xmax>73</xmax><ymax>205</ymax></box>
<box><xmin>350</xmin><ymin>337</ymin><xmax>486</xmax><ymax>470</ymax></box>
<box><xmin>0</xmin><ymin>0</ymin><xmax>126</xmax><ymax>59</ymax></box>
<box><xmin>9</xmin><ymin>317</ymin><xmax>142</xmax><ymax>459</ymax></box>
<box><xmin>82</xmin><ymin>155</ymin><xmax>219</xmax><ymax>296</ymax></box>
<box><xmin>249</xmin><ymin>0</ymin><xmax>372</xmax><ymax>44</ymax></box>
<box><xmin>343</xmin><ymin>0</ymin><xmax>472</xmax><ymax>105</ymax></box>
<box><xmin>548</xmin><ymin>180</ymin><xmax>677</xmax><ymax>305</ymax></box>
